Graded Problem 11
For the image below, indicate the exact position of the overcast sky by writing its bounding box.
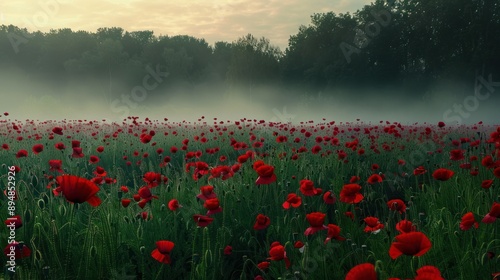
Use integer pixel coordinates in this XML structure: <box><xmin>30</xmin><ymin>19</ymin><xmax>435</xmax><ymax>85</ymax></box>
<box><xmin>1</xmin><ymin>0</ymin><xmax>372</xmax><ymax>50</ymax></box>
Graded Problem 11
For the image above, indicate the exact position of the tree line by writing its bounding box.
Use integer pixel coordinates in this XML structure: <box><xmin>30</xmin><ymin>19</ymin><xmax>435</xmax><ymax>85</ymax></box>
<box><xmin>1</xmin><ymin>0</ymin><xmax>498</xmax><ymax>98</ymax></box>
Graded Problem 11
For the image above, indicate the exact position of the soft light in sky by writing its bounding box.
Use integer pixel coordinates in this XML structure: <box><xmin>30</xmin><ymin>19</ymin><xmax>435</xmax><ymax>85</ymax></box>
<box><xmin>1</xmin><ymin>0</ymin><xmax>371</xmax><ymax>50</ymax></box>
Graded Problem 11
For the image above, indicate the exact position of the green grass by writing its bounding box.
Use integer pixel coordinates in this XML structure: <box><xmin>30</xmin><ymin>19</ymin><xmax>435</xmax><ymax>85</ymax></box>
<box><xmin>1</xmin><ymin>119</ymin><xmax>499</xmax><ymax>279</ymax></box>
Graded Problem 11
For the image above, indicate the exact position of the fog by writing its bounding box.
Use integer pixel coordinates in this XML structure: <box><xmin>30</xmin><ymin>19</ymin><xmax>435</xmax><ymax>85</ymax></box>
<box><xmin>1</xmin><ymin>68</ymin><xmax>499</xmax><ymax>125</ymax></box>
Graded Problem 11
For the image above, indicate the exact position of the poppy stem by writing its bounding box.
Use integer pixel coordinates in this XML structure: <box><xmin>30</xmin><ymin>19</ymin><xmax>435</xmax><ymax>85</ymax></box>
<box><xmin>154</xmin><ymin>263</ymin><xmax>164</xmax><ymax>280</ymax></box>
<box><xmin>63</xmin><ymin>204</ymin><xmax>75</xmax><ymax>278</ymax></box>
<box><xmin>410</xmin><ymin>256</ymin><xmax>418</xmax><ymax>276</ymax></box>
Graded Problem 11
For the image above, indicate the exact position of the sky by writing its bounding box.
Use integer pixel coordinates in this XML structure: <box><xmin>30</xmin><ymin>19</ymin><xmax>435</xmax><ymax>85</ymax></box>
<box><xmin>0</xmin><ymin>0</ymin><xmax>372</xmax><ymax>51</ymax></box>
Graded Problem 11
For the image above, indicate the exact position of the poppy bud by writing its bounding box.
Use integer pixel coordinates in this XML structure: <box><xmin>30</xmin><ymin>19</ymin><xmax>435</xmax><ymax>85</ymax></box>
<box><xmin>38</xmin><ymin>199</ymin><xmax>45</xmax><ymax>209</ymax></box>
<box><xmin>58</xmin><ymin>205</ymin><xmax>66</xmax><ymax>216</ymax></box>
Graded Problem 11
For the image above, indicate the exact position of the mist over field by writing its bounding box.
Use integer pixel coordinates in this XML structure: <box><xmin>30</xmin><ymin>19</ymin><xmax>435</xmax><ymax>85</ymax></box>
<box><xmin>1</xmin><ymin>67</ymin><xmax>499</xmax><ymax>125</ymax></box>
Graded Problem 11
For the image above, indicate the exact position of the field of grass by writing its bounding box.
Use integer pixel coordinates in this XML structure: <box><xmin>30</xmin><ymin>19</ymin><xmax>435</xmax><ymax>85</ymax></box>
<box><xmin>1</xmin><ymin>116</ymin><xmax>499</xmax><ymax>279</ymax></box>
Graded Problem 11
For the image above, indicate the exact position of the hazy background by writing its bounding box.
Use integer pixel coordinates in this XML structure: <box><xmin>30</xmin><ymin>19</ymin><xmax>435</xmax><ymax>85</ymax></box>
<box><xmin>1</xmin><ymin>0</ymin><xmax>499</xmax><ymax>124</ymax></box>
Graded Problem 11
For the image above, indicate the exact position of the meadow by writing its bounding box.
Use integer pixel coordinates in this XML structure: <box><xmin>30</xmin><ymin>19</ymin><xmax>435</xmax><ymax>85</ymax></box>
<box><xmin>1</xmin><ymin>114</ymin><xmax>499</xmax><ymax>279</ymax></box>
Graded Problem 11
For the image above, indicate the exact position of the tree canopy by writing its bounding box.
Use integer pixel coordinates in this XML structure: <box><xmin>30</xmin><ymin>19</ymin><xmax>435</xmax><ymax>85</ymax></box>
<box><xmin>1</xmin><ymin>0</ymin><xmax>498</xmax><ymax>98</ymax></box>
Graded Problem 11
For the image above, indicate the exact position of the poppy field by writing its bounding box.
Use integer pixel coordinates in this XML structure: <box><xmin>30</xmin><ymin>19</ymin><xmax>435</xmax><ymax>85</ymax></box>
<box><xmin>1</xmin><ymin>114</ymin><xmax>500</xmax><ymax>279</ymax></box>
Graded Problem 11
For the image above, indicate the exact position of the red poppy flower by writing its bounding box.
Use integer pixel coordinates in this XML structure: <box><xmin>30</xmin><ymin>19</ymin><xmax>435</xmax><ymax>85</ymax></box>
<box><xmin>72</xmin><ymin>147</ymin><xmax>84</xmax><ymax>158</ymax></box>
<box><xmin>71</xmin><ymin>140</ymin><xmax>81</xmax><ymax>148</ymax></box>
<box><xmin>54</xmin><ymin>142</ymin><xmax>66</xmax><ymax>150</ymax></box>
<box><xmin>276</xmin><ymin>135</ymin><xmax>287</xmax><ymax>143</ymax></box>
<box><xmin>364</xmin><ymin>217</ymin><xmax>384</xmax><ymax>233</ymax></box>
<box><xmin>323</xmin><ymin>191</ymin><xmax>336</xmax><ymax>204</ymax></box>
<box><xmin>52</xmin><ymin>126</ymin><xmax>63</xmax><ymax>135</ymax></box>
<box><xmin>395</xmin><ymin>220</ymin><xmax>416</xmax><ymax>234</ymax></box>
<box><xmin>253</xmin><ymin>160</ymin><xmax>265</xmax><ymax>170</ymax></box>
<box><xmin>93</xmin><ymin>166</ymin><xmax>107</xmax><ymax>177</ymax></box>
<box><xmin>387</xmin><ymin>199</ymin><xmax>406</xmax><ymax>214</ymax></box>
<box><xmin>32</xmin><ymin>144</ymin><xmax>44</xmax><ymax>154</ymax></box>
<box><xmin>231</xmin><ymin>163</ymin><xmax>241</xmax><ymax>173</ymax></box>
<box><xmin>282</xmin><ymin>193</ymin><xmax>302</xmax><ymax>209</ymax></box>
<box><xmin>304</xmin><ymin>212</ymin><xmax>328</xmax><ymax>235</ymax></box>
<box><xmin>494</xmin><ymin>167</ymin><xmax>500</xmax><ymax>179</ymax></box>
<box><xmin>340</xmin><ymin>184</ymin><xmax>363</xmax><ymax>204</ymax></box>
<box><xmin>345</xmin><ymin>263</ymin><xmax>377</xmax><ymax>280</ymax></box>
<box><xmin>223</xmin><ymin>245</ymin><xmax>232</xmax><ymax>255</ymax></box>
<box><xmin>449</xmin><ymin>149</ymin><xmax>465</xmax><ymax>161</ymax></box>
<box><xmin>2</xmin><ymin>143</ymin><xmax>9</xmax><ymax>150</ymax></box>
<box><xmin>255</xmin><ymin>164</ymin><xmax>277</xmax><ymax>185</ymax></box>
<box><xmin>54</xmin><ymin>175</ymin><xmax>101</xmax><ymax>207</ymax></box>
<box><xmin>121</xmin><ymin>199</ymin><xmax>131</xmax><ymax>208</ymax></box>
<box><xmin>140</xmin><ymin>133</ymin><xmax>152</xmax><ymax>144</ymax></box>
<box><xmin>193</xmin><ymin>214</ymin><xmax>214</xmax><ymax>227</ymax></box>
<box><xmin>209</xmin><ymin>166</ymin><xmax>234</xmax><ymax>180</ymax></box>
<box><xmin>367</xmin><ymin>174</ymin><xmax>383</xmax><ymax>185</ymax></box>
<box><xmin>294</xmin><ymin>241</ymin><xmax>304</xmax><ymax>250</ymax></box>
<box><xmin>324</xmin><ymin>224</ymin><xmax>345</xmax><ymax>244</ymax></box>
<box><xmin>415</xmin><ymin>265</ymin><xmax>444</xmax><ymax>280</ymax></box>
<box><xmin>16</xmin><ymin>149</ymin><xmax>28</xmax><ymax>158</ymax></box>
<box><xmin>168</xmin><ymin>199</ymin><xmax>181</xmax><ymax>211</ymax></box>
<box><xmin>143</xmin><ymin>172</ymin><xmax>163</xmax><ymax>188</ymax></box>
<box><xmin>89</xmin><ymin>155</ymin><xmax>99</xmax><ymax>164</ymax></box>
<box><xmin>237</xmin><ymin>154</ymin><xmax>249</xmax><ymax>163</ymax></box>
<box><xmin>197</xmin><ymin>186</ymin><xmax>217</xmax><ymax>201</ymax></box>
<box><xmin>138</xmin><ymin>186</ymin><xmax>159</xmax><ymax>202</ymax></box>
<box><xmin>91</xmin><ymin>176</ymin><xmax>104</xmax><ymax>185</ymax></box>
<box><xmin>481</xmin><ymin>155</ymin><xmax>496</xmax><ymax>169</ymax></box>
<box><xmin>4</xmin><ymin>242</ymin><xmax>31</xmax><ymax>259</ymax></box>
<box><xmin>299</xmin><ymin>179</ymin><xmax>322</xmax><ymax>196</ymax></box>
<box><xmin>460</xmin><ymin>212</ymin><xmax>478</xmax><ymax>230</ymax></box>
<box><xmin>257</xmin><ymin>261</ymin><xmax>270</xmax><ymax>271</ymax></box>
<box><xmin>482</xmin><ymin>202</ymin><xmax>500</xmax><ymax>223</ymax></box>
<box><xmin>159</xmin><ymin>156</ymin><xmax>171</xmax><ymax>168</ymax></box>
<box><xmin>188</xmin><ymin>161</ymin><xmax>210</xmax><ymax>180</ymax></box>
<box><xmin>253</xmin><ymin>214</ymin><xmax>271</xmax><ymax>230</ymax></box>
<box><xmin>49</xmin><ymin>159</ymin><xmax>63</xmax><ymax>173</ymax></box>
<box><xmin>96</xmin><ymin>146</ymin><xmax>104</xmax><ymax>153</ymax></box>
<box><xmin>481</xmin><ymin>179</ymin><xmax>494</xmax><ymax>189</ymax></box>
<box><xmin>106</xmin><ymin>177</ymin><xmax>117</xmax><ymax>185</ymax></box>
<box><xmin>151</xmin><ymin>240</ymin><xmax>174</xmax><ymax>264</ymax></box>
<box><xmin>349</xmin><ymin>176</ymin><xmax>360</xmax><ymax>183</ymax></box>
<box><xmin>432</xmin><ymin>168</ymin><xmax>454</xmax><ymax>181</ymax></box>
<box><xmin>204</xmin><ymin>198</ymin><xmax>222</xmax><ymax>215</ymax></box>
<box><xmin>389</xmin><ymin>232</ymin><xmax>432</xmax><ymax>259</ymax></box>
<box><xmin>413</xmin><ymin>166</ymin><xmax>427</xmax><ymax>176</ymax></box>
<box><xmin>267</xmin><ymin>242</ymin><xmax>290</xmax><ymax>269</ymax></box>
<box><xmin>5</xmin><ymin>215</ymin><xmax>22</xmax><ymax>229</ymax></box>
<box><xmin>311</xmin><ymin>145</ymin><xmax>322</xmax><ymax>154</ymax></box>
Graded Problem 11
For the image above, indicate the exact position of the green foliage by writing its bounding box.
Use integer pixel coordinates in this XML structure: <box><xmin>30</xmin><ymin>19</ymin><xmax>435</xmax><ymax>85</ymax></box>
<box><xmin>0</xmin><ymin>120</ymin><xmax>499</xmax><ymax>279</ymax></box>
